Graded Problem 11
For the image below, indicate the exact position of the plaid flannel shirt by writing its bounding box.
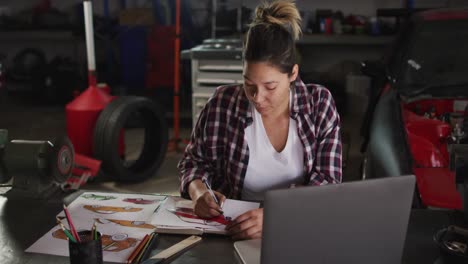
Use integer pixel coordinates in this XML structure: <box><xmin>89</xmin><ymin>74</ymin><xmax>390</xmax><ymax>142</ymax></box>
<box><xmin>178</xmin><ymin>77</ymin><xmax>342</xmax><ymax>200</ymax></box>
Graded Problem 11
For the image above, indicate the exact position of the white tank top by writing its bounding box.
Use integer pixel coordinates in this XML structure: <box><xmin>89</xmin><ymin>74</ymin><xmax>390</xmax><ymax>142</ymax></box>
<box><xmin>242</xmin><ymin>92</ymin><xmax>304</xmax><ymax>201</ymax></box>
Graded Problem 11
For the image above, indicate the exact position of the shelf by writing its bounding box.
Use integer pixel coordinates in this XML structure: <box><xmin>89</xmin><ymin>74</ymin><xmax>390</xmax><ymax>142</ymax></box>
<box><xmin>199</xmin><ymin>65</ymin><xmax>243</xmax><ymax>72</ymax></box>
<box><xmin>197</xmin><ymin>78</ymin><xmax>242</xmax><ymax>85</ymax></box>
<box><xmin>0</xmin><ymin>30</ymin><xmax>77</xmax><ymax>41</ymax></box>
<box><xmin>298</xmin><ymin>34</ymin><xmax>394</xmax><ymax>46</ymax></box>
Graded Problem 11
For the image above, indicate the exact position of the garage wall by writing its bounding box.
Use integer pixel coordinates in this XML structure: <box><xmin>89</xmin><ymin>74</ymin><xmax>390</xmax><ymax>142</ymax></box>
<box><xmin>0</xmin><ymin>0</ymin><xmax>143</xmax><ymax>16</ymax></box>
<box><xmin>1</xmin><ymin>0</ymin><xmax>467</xmax><ymax>18</ymax></box>
<box><xmin>228</xmin><ymin>0</ymin><xmax>466</xmax><ymax>16</ymax></box>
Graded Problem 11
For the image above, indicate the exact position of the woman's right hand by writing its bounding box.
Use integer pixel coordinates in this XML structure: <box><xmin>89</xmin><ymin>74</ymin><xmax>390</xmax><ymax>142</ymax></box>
<box><xmin>193</xmin><ymin>190</ymin><xmax>226</xmax><ymax>218</ymax></box>
<box><xmin>188</xmin><ymin>179</ymin><xmax>226</xmax><ymax>218</ymax></box>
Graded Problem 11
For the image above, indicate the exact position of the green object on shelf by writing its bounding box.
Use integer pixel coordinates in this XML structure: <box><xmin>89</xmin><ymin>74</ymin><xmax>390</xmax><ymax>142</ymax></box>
<box><xmin>355</xmin><ymin>25</ymin><xmax>365</xmax><ymax>35</ymax></box>
<box><xmin>0</xmin><ymin>129</ymin><xmax>7</xmax><ymax>148</ymax></box>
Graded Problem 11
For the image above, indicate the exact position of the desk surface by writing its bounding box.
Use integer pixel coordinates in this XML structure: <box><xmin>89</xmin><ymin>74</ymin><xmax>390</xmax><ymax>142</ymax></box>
<box><xmin>0</xmin><ymin>194</ymin><xmax>461</xmax><ymax>264</ymax></box>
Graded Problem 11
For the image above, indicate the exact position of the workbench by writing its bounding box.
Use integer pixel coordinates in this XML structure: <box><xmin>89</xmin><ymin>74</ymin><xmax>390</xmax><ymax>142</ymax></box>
<box><xmin>0</xmin><ymin>192</ymin><xmax>461</xmax><ymax>264</ymax></box>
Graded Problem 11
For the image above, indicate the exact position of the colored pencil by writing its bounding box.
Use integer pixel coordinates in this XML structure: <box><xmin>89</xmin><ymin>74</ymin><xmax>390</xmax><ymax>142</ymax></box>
<box><xmin>63</xmin><ymin>205</ymin><xmax>81</xmax><ymax>243</ymax></box>
<box><xmin>139</xmin><ymin>233</ymin><xmax>159</xmax><ymax>263</ymax></box>
<box><xmin>135</xmin><ymin>233</ymin><xmax>154</xmax><ymax>263</ymax></box>
<box><xmin>103</xmin><ymin>241</ymin><xmax>117</xmax><ymax>250</ymax></box>
<box><xmin>92</xmin><ymin>221</ymin><xmax>97</xmax><ymax>240</ymax></box>
<box><xmin>126</xmin><ymin>234</ymin><xmax>149</xmax><ymax>264</ymax></box>
<box><xmin>56</xmin><ymin>217</ymin><xmax>77</xmax><ymax>243</ymax></box>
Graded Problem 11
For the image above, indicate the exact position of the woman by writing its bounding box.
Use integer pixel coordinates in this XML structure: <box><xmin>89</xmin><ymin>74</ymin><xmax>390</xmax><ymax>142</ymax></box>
<box><xmin>178</xmin><ymin>0</ymin><xmax>342</xmax><ymax>240</ymax></box>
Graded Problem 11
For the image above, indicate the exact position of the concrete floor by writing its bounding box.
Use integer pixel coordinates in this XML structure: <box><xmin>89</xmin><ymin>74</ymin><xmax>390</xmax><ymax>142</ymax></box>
<box><xmin>0</xmin><ymin>91</ymin><xmax>365</xmax><ymax>197</ymax></box>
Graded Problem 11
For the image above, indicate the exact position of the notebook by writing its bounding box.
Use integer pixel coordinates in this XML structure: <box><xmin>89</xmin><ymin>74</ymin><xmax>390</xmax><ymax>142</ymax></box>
<box><xmin>150</xmin><ymin>196</ymin><xmax>260</xmax><ymax>235</ymax></box>
<box><xmin>54</xmin><ymin>192</ymin><xmax>260</xmax><ymax>235</ymax></box>
<box><xmin>234</xmin><ymin>176</ymin><xmax>416</xmax><ymax>264</ymax></box>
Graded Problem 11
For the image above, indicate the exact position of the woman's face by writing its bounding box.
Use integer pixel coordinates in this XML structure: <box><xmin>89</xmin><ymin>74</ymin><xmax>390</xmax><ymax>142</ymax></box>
<box><xmin>243</xmin><ymin>61</ymin><xmax>298</xmax><ymax>117</ymax></box>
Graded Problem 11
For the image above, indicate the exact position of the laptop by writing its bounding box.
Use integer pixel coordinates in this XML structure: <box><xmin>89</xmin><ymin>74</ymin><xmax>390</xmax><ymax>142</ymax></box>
<box><xmin>234</xmin><ymin>176</ymin><xmax>416</xmax><ymax>264</ymax></box>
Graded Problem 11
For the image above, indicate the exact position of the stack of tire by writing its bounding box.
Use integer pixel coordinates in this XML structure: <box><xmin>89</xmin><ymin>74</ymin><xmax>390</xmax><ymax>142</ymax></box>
<box><xmin>8</xmin><ymin>48</ymin><xmax>82</xmax><ymax>104</ymax></box>
<box><xmin>8</xmin><ymin>48</ymin><xmax>47</xmax><ymax>96</ymax></box>
<box><xmin>93</xmin><ymin>97</ymin><xmax>168</xmax><ymax>182</ymax></box>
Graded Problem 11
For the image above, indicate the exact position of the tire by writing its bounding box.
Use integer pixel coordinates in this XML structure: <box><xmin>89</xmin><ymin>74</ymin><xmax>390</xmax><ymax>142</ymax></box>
<box><xmin>93</xmin><ymin>97</ymin><xmax>135</xmax><ymax>182</ymax></box>
<box><xmin>93</xmin><ymin>97</ymin><xmax>127</xmax><ymax>164</ymax></box>
<box><xmin>94</xmin><ymin>96</ymin><xmax>168</xmax><ymax>182</ymax></box>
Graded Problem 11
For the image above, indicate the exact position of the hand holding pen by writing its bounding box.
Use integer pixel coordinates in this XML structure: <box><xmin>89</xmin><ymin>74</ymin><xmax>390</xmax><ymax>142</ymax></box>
<box><xmin>191</xmin><ymin>179</ymin><xmax>226</xmax><ymax>218</ymax></box>
<box><xmin>202</xmin><ymin>178</ymin><xmax>222</xmax><ymax>208</ymax></box>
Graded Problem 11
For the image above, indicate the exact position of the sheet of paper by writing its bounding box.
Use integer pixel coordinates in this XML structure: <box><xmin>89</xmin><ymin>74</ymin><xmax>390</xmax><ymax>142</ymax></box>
<box><xmin>57</xmin><ymin>192</ymin><xmax>166</xmax><ymax>222</ymax></box>
<box><xmin>28</xmin><ymin>192</ymin><xmax>166</xmax><ymax>263</ymax></box>
<box><xmin>150</xmin><ymin>197</ymin><xmax>260</xmax><ymax>233</ymax></box>
<box><xmin>27</xmin><ymin>192</ymin><xmax>260</xmax><ymax>262</ymax></box>
<box><xmin>221</xmin><ymin>199</ymin><xmax>261</xmax><ymax>219</ymax></box>
<box><xmin>151</xmin><ymin>197</ymin><xmax>223</xmax><ymax>232</ymax></box>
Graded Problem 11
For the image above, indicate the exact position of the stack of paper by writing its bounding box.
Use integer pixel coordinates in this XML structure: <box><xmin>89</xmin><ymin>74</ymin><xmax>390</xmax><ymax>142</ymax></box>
<box><xmin>26</xmin><ymin>191</ymin><xmax>259</xmax><ymax>263</ymax></box>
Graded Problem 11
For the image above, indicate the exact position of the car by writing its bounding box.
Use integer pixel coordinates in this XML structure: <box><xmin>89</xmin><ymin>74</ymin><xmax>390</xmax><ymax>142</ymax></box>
<box><xmin>360</xmin><ymin>8</ymin><xmax>468</xmax><ymax>210</ymax></box>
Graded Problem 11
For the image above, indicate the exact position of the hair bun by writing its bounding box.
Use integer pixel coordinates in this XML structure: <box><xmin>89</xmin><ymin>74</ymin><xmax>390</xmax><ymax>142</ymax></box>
<box><xmin>253</xmin><ymin>0</ymin><xmax>302</xmax><ymax>40</ymax></box>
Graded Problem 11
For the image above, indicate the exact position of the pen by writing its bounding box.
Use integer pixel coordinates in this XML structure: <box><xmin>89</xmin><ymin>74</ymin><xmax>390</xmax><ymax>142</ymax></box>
<box><xmin>202</xmin><ymin>179</ymin><xmax>223</xmax><ymax>212</ymax></box>
<box><xmin>153</xmin><ymin>197</ymin><xmax>167</xmax><ymax>213</ymax></box>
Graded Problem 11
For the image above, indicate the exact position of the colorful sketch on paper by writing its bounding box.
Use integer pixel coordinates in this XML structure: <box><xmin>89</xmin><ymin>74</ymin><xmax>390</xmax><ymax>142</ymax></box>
<box><xmin>167</xmin><ymin>208</ymin><xmax>231</xmax><ymax>226</ymax></box>
<box><xmin>81</xmin><ymin>194</ymin><xmax>117</xmax><ymax>201</ymax></box>
<box><xmin>95</xmin><ymin>218</ymin><xmax>156</xmax><ymax>229</ymax></box>
<box><xmin>83</xmin><ymin>205</ymin><xmax>143</xmax><ymax>214</ymax></box>
<box><xmin>123</xmin><ymin>198</ymin><xmax>159</xmax><ymax>204</ymax></box>
<box><xmin>52</xmin><ymin>229</ymin><xmax>138</xmax><ymax>252</ymax></box>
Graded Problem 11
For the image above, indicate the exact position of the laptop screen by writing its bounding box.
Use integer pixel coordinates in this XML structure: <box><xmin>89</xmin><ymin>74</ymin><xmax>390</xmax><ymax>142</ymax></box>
<box><xmin>259</xmin><ymin>176</ymin><xmax>415</xmax><ymax>264</ymax></box>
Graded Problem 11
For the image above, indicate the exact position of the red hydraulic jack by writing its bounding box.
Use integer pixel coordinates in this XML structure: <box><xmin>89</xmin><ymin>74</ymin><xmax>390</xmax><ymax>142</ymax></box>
<box><xmin>65</xmin><ymin>0</ymin><xmax>119</xmax><ymax>189</ymax></box>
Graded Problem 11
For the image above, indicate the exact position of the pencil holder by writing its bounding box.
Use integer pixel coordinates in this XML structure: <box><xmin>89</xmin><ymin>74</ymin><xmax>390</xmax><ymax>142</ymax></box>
<box><xmin>69</xmin><ymin>230</ymin><xmax>103</xmax><ymax>264</ymax></box>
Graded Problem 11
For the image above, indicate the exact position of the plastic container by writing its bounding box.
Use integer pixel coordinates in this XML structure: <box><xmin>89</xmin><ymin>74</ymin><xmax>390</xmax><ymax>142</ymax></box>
<box><xmin>69</xmin><ymin>230</ymin><xmax>103</xmax><ymax>264</ymax></box>
<box><xmin>66</xmin><ymin>85</ymin><xmax>114</xmax><ymax>156</ymax></box>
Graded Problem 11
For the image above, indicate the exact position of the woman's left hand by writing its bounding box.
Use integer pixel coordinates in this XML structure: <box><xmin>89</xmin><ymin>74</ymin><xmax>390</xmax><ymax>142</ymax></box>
<box><xmin>226</xmin><ymin>208</ymin><xmax>263</xmax><ymax>240</ymax></box>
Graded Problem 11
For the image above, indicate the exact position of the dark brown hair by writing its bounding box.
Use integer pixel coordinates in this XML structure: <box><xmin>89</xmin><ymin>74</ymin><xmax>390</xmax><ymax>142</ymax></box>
<box><xmin>244</xmin><ymin>0</ymin><xmax>302</xmax><ymax>75</ymax></box>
